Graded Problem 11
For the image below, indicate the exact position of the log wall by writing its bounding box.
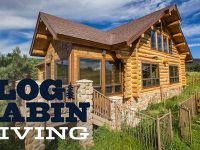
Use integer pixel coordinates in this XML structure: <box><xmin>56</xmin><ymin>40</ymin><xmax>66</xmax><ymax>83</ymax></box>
<box><xmin>136</xmin><ymin>32</ymin><xmax>186</xmax><ymax>94</ymax></box>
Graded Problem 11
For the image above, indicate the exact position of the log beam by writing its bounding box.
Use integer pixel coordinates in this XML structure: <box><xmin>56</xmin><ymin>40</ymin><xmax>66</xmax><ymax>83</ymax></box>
<box><xmin>173</xmin><ymin>33</ymin><xmax>182</xmax><ymax>38</ymax></box>
<box><xmin>32</xmin><ymin>49</ymin><xmax>46</xmax><ymax>56</ymax></box>
<box><xmin>175</xmin><ymin>42</ymin><xmax>185</xmax><ymax>47</ymax></box>
<box><xmin>36</xmin><ymin>34</ymin><xmax>49</xmax><ymax>40</ymax></box>
<box><xmin>167</xmin><ymin>20</ymin><xmax>180</xmax><ymax>27</ymax></box>
<box><xmin>181</xmin><ymin>52</ymin><xmax>190</xmax><ymax>55</ymax></box>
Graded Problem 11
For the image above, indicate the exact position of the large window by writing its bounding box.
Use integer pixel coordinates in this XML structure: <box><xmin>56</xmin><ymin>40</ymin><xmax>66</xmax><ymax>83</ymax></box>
<box><xmin>105</xmin><ymin>60</ymin><xmax>122</xmax><ymax>94</ymax></box>
<box><xmin>150</xmin><ymin>29</ymin><xmax>173</xmax><ymax>54</ymax></box>
<box><xmin>157</xmin><ymin>32</ymin><xmax>162</xmax><ymax>51</ymax></box>
<box><xmin>150</xmin><ymin>30</ymin><xmax>156</xmax><ymax>49</ymax></box>
<box><xmin>142</xmin><ymin>63</ymin><xmax>159</xmax><ymax>88</ymax></box>
<box><xmin>46</xmin><ymin>63</ymin><xmax>51</xmax><ymax>79</ymax></box>
<box><xmin>169</xmin><ymin>40</ymin><xmax>173</xmax><ymax>54</ymax></box>
<box><xmin>55</xmin><ymin>60</ymin><xmax>68</xmax><ymax>84</ymax></box>
<box><xmin>163</xmin><ymin>36</ymin><xmax>168</xmax><ymax>53</ymax></box>
<box><xmin>79</xmin><ymin>58</ymin><xmax>101</xmax><ymax>91</ymax></box>
<box><xmin>169</xmin><ymin>66</ymin><xmax>179</xmax><ymax>84</ymax></box>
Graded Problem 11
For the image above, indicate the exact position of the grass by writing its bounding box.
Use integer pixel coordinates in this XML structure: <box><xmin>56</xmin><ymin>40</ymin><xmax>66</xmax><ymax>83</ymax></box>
<box><xmin>141</xmin><ymin>72</ymin><xmax>200</xmax><ymax>150</ymax></box>
<box><xmin>1</xmin><ymin>72</ymin><xmax>200</xmax><ymax>150</ymax></box>
<box><xmin>89</xmin><ymin>126</ymin><xmax>145</xmax><ymax>150</ymax></box>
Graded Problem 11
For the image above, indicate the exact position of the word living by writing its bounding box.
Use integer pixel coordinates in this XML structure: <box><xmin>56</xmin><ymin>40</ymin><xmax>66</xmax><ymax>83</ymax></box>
<box><xmin>0</xmin><ymin>127</ymin><xmax>89</xmax><ymax>140</ymax></box>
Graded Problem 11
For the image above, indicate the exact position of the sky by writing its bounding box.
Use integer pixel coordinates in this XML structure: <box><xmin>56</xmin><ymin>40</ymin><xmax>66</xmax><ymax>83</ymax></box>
<box><xmin>0</xmin><ymin>0</ymin><xmax>200</xmax><ymax>58</ymax></box>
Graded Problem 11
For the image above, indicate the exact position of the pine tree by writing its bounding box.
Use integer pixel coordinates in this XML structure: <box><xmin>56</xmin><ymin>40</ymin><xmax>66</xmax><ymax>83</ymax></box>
<box><xmin>66</xmin><ymin>82</ymin><xmax>74</xmax><ymax>100</ymax></box>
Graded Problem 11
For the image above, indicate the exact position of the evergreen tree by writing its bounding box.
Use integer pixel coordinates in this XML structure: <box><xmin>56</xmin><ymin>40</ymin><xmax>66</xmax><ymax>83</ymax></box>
<box><xmin>66</xmin><ymin>82</ymin><xmax>74</xmax><ymax>100</ymax></box>
<box><xmin>0</xmin><ymin>47</ymin><xmax>38</xmax><ymax>81</ymax></box>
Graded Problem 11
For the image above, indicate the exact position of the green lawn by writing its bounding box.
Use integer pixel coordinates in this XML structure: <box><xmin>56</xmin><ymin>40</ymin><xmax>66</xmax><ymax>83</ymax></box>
<box><xmin>1</xmin><ymin>72</ymin><xmax>200</xmax><ymax>150</ymax></box>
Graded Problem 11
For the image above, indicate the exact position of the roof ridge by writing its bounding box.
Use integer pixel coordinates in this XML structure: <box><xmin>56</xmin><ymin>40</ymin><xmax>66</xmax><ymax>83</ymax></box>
<box><xmin>40</xmin><ymin>12</ymin><xmax>111</xmax><ymax>35</ymax></box>
<box><xmin>107</xmin><ymin>5</ymin><xmax>174</xmax><ymax>33</ymax></box>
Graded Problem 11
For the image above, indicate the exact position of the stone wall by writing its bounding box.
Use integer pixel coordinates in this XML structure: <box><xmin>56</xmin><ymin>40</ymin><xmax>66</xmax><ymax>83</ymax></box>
<box><xmin>123</xmin><ymin>85</ymin><xmax>183</xmax><ymax>111</ymax></box>
<box><xmin>76</xmin><ymin>79</ymin><xmax>94</xmax><ymax>146</ymax></box>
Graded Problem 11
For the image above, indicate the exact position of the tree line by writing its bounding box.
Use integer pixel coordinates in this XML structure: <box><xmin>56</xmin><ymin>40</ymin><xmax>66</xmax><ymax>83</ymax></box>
<box><xmin>0</xmin><ymin>47</ymin><xmax>38</xmax><ymax>82</ymax></box>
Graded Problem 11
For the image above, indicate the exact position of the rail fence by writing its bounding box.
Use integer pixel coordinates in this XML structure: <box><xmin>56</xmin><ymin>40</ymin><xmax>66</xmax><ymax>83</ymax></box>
<box><xmin>115</xmin><ymin>106</ymin><xmax>173</xmax><ymax>150</ymax></box>
<box><xmin>178</xmin><ymin>92</ymin><xmax>200</xmax><ymax>145</ymax></box>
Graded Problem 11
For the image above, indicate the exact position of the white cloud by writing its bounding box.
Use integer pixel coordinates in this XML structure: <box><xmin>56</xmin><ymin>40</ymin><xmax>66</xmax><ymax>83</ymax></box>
<box><xmin>0</xmin><ymin>0</ymin><xmax>174</xmax><ymax>55</ymax></box>
<box><xmin>178</xmin><ymin>0</ymin><xmax>200</xmax><ymax>18</ymax></box>
<box><xmin>0</xmin><ymin>0</ymin><xmax>172</xmax><ymax>30</ymax></box>
<box><xmin>0</xmin><ymin>39</ymin><xmax>31</xmax><ymax>55</ymax></box>
<box><xmin>182</xmin><ymin>24</ymin><xmax>200</xmax><ymax>37</ymax></box>
<box><xmin>18</xmin><ymin>31</ymin><xmax>34</xmax><ymax>39</ymax></box>
<box><xmin>189</xmin><ymin>43</ymin><xmax>200</xmax><ymax>47</ymax></box>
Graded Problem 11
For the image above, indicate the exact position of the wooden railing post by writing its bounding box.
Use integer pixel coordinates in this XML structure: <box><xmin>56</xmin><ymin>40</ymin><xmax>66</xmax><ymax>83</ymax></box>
<box><xmin>156</xmin><ymin>117</ymin><xmax>161</xmax><ymax>150</ymax></box>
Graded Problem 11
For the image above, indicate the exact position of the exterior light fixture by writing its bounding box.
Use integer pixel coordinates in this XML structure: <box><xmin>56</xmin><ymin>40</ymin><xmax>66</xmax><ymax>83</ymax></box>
<box><xmin>102</xmin><ymin>50</ymin><xmax>106</xmax><ymax>56</ymax></box>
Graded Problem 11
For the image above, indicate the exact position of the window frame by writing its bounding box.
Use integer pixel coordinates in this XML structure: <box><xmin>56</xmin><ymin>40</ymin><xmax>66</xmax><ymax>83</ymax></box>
<box><xmin>169</xmin><ymin>39</ymin><xmax>173</xmax><ymax>54</ymax></box>
<box><xmin>105</xmin><ymin>60</ymin><xmax>122</xmax><ymax>95</ymax></box>
<box><xmin>157</xmin><ymin>31</ymin><xmax>162</xmax><ymax>51</ymax></box>
<box><xmin>54</xmin><ymin>59</ymin><xmax>69</xmax><ymax>85</ymax></box>
<box><xmin>163</xmin><ymin>35</ymin><xmax>168</xmax><ymax>53</ymax></box>
<box><xmin>150</xmin><ymin>30</ymin><xmax>157</xmax><ymax>50</ymax></box>
<box><xmin>150</xmin><ymin>29</ymin><xmax>173</xmax><ymax>54</ymax></box>
<box><xmin>169</xmin><ymin>65</ymin><xmax>179</xmax><ymax>84</ymax></box>
<box><xmin>141</xmin><ymin>62</ymin><xmax>160</xmax><ymax>89</ymax></box>
<box><xmin>78</xmin><ymin>57</ymin><xmax>102</xmax><ymax>92</ymax></box>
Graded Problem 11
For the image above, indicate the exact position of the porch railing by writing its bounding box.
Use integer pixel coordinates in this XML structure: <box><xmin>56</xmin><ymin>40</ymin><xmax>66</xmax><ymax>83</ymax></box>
<box><xmin>93</xmin><ymin>88</ymin><xmax>111</xmax><ymax>120</ymax></box>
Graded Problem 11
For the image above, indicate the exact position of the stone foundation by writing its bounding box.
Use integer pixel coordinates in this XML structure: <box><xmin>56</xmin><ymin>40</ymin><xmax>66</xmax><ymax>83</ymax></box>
<box><xmin>123</xmin><ymin>86</ymin><xmax>183</xmax><ymax>111</ymax></box>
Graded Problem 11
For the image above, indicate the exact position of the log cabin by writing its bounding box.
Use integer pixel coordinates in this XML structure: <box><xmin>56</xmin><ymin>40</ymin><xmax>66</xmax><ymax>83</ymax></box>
<box><xmin>30</xmin><ymin>4</ymin><xmax>193</xmax><ymax>110</ymax></box>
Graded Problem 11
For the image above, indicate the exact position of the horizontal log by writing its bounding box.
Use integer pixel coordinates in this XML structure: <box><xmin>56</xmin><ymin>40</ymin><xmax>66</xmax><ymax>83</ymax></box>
<box><xmin>32</xmin><ymin>49</ymin><xmax>46</xmax><ymax>56</ymax></box>
<box><xmin>167</xmin><ymin>20</ymin><xmax>180</xmax><ymax>27</ymax></box>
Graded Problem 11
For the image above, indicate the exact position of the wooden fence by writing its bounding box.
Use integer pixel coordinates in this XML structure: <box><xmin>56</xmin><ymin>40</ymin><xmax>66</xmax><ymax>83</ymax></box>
<box><xmin>116</xmin><ymin>106</ymin><xmax>173</xmax><ymax>150</ymax></box>
<box><xmin>178</xmin><ymin>92</ymin><xmax>200</xmax><ymax>145</ymax></box>
<box><xmin>192</xmin><ymin>75</ymin><xmax>200</xmax><ymax>85</ymax></box>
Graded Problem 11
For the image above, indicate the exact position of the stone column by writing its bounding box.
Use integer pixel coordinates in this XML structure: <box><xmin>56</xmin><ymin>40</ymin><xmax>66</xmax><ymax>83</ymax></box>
<box><xmin>109</xmin><ymin>96</ymin><xmax>123</xmax><ymax>130</ymax></box>
<box><xmin>76</xmin><ymin>79</ymin><xmax>94</xmax><ymax>145</ymax></box>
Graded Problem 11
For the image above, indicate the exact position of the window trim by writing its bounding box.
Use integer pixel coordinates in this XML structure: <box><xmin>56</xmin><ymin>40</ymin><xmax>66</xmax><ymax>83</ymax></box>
<box><xmin>163</xmin><ymin>35</ymin><xmax>168</xmax><ymax>53</ymax></box>
<box><xmin>141</xmin><ymin>62</ymin><xmax>160</xmax><ymax>89</ymax></box>
<box><xmin>157</xmin><ymin>31</ymin><xmax>163</xmax><ymax>51</ymax></box>
<box><xmin>105</xmin><ymin>60</ymin><xmax>123</xmax><ymax>95</ymax></box>
<box><xmin>150</xmin><ymin>30</ymin><xmax>157</xmax><ymax>50</ymax></box>
<box><xmin>169</xmin><ymin>65</ymin><xmax>179</xmax><ymax>84</ymax></box>
<box><xmin>78</xmin><ymin>57</ymin><xmax>102</xmax><ymax>92</ymax></box>
<box><xmin>54</xmin><ymin>59</ymin><xmax>69</xmax><ymax>85</ymax></box>
<box><xmin>150</xmin><ymin>29</ymin><xmax>173</xmax><ymax>55</ymax></box>
<box><xmin>169</xmin><ymin>39</ymin><xmax>173</xmax><ymax>54</ymax></box>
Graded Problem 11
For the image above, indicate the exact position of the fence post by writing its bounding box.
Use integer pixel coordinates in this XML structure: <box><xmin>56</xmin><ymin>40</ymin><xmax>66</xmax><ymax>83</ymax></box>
<box><xmin>188</xmin><ymin>110</ymin><xmax>192</xmax><ymax>144</ymax></box>
<box><xmin>156</xmin><ymin>116</ymin><xmax>161</xmax><ymax>150</ymax></box>
<box><xmin>169</xmin><ymin>110</ymin><xmax>173</xmax><ymax>140</ymax></box>
<box><xmin>76</xmin><ymin>79</ymin><xmax>94</xmax><ymax>146</ymax></box>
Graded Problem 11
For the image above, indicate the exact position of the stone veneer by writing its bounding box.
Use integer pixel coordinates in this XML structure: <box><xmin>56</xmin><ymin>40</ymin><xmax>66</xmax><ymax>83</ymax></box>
<box><xmin>123</xmin><ymin>86</ymin><xmax>183</xmax><ymax>111</ymax></box>
<box><xmin>76</xmin><ymin>79</ymin><xmax>94</xmax><ymax>146</ymax></box>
